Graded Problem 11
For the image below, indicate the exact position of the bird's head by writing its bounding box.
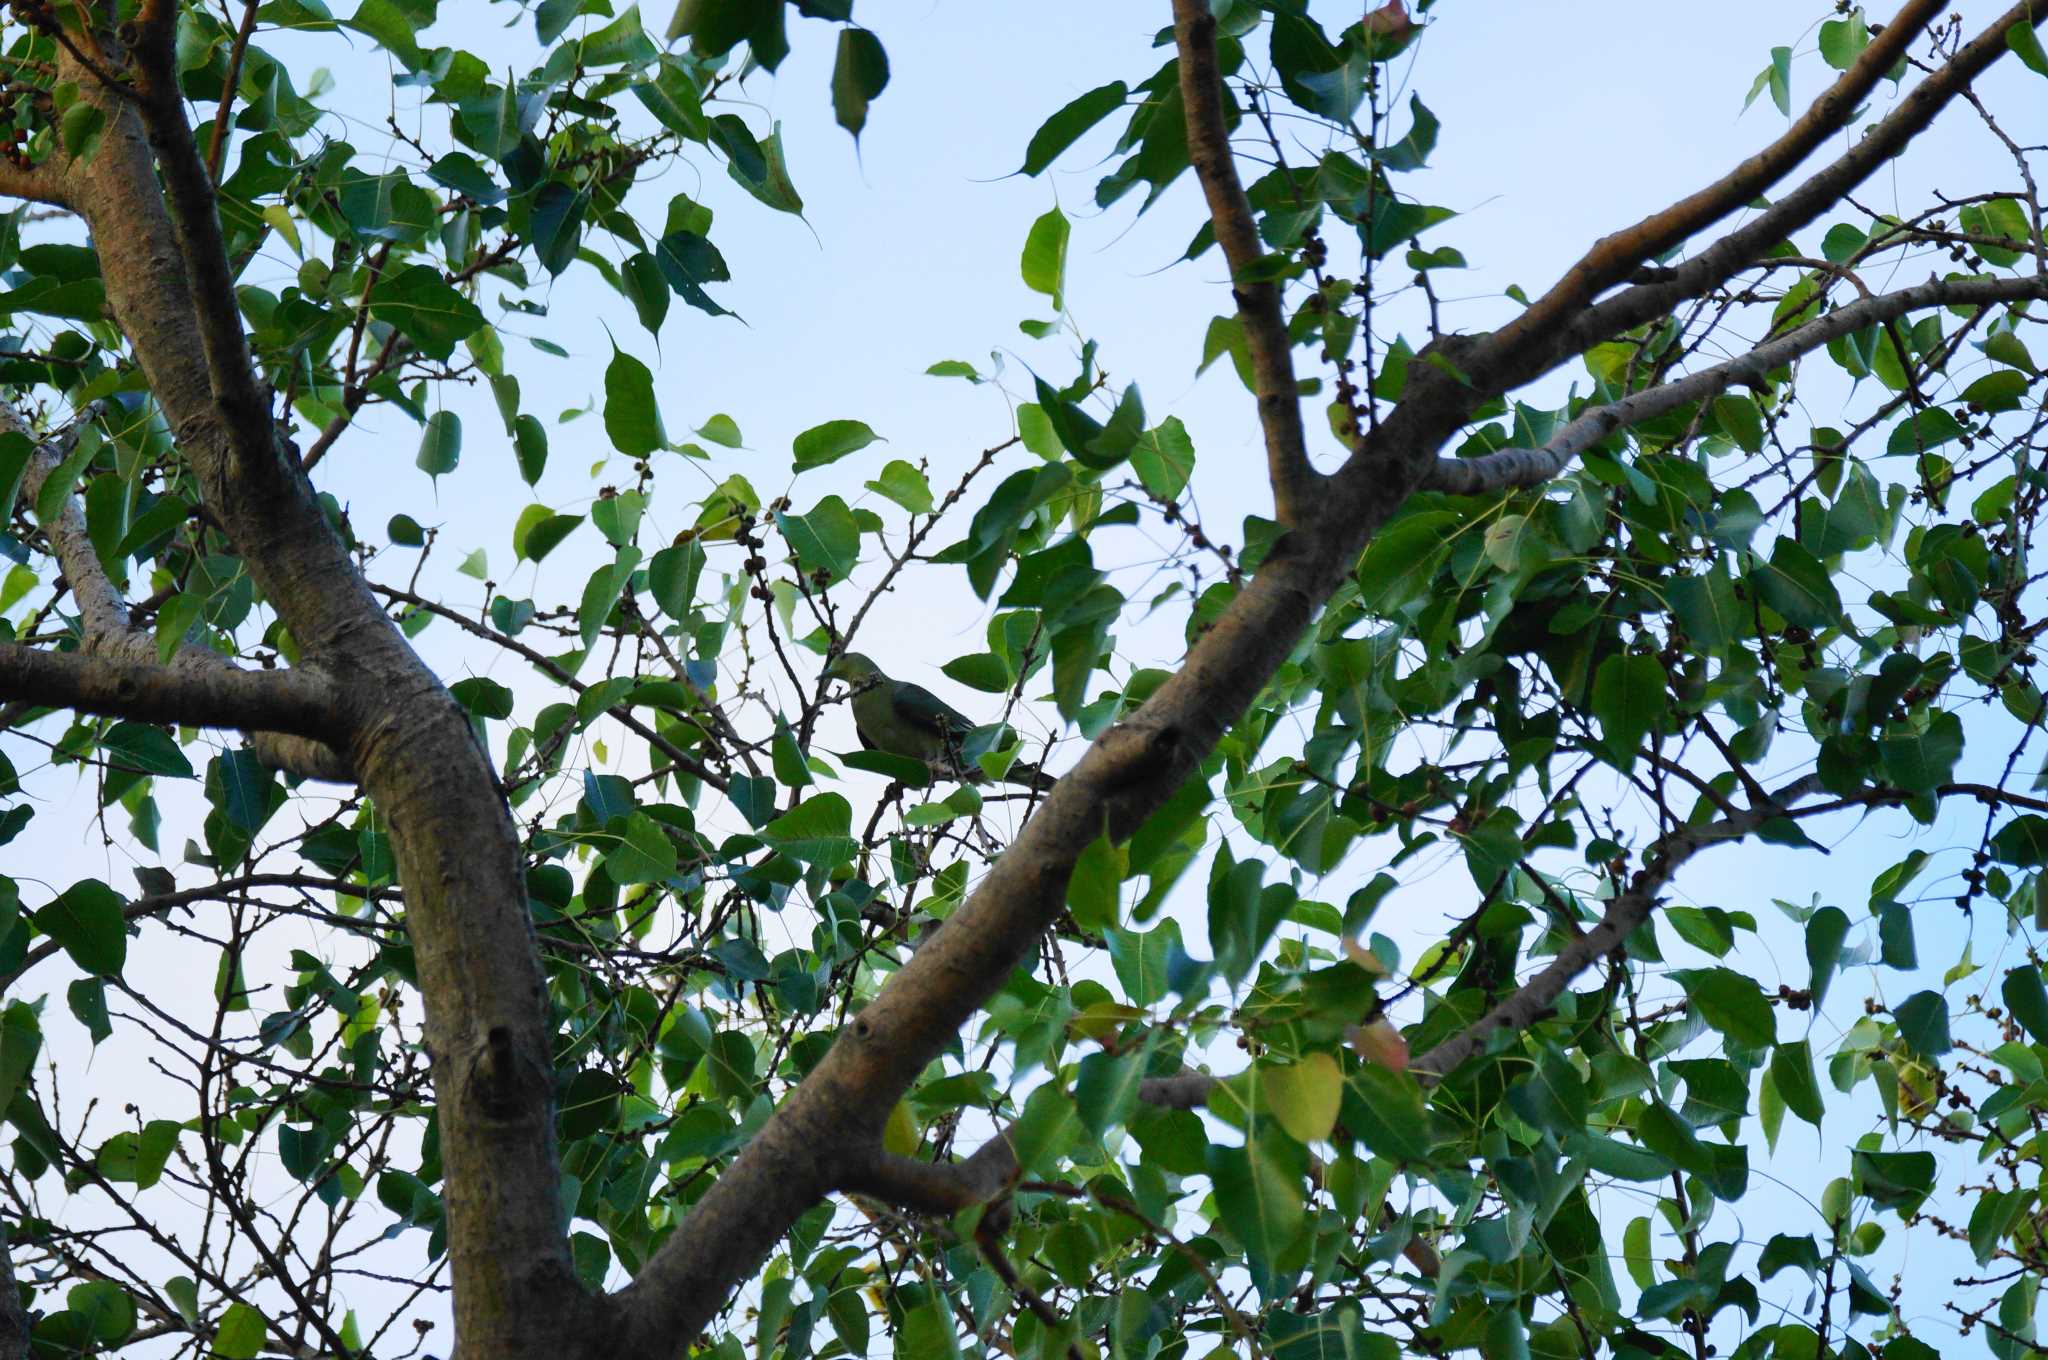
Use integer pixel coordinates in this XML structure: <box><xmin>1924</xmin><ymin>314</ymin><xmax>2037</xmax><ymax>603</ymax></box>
<box><xmin>824</xmin><ymin>652</ymin><xmax>882</xmax><ymax>685</ymax></box>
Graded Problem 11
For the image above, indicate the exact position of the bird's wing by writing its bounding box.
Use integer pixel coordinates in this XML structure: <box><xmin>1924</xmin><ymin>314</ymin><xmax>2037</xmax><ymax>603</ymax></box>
<box><xmin>888</xmin><ymin>680</ymin><xmax>975</xmax><ymax>741</ymax></box>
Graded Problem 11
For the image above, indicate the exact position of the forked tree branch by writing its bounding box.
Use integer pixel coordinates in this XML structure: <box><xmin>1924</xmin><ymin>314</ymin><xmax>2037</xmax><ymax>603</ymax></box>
<box><xmin>1411</xmin><ymin>774</ymin><xmax>1826</xmax><ymax>1079</ymax></box>
<box><xmin>1426</xmin><ymin>270</ymin><xmax>2048</xmax><ymax>495</ymax></box>
<box><xmin>836</xmin><ymin>1071</ymin><xmax>1228</xmax><ymax>1218</ymax></box>
<box><xmin>7</xmin><ymin>407</ymin><xmax>351</xmax><ymax>777</ymax></box>
<box><xmin>1482</xmin><ymin>0</ymin><xmax>2048</xmax><ymax>399</ymax></box>
<box><xmin>1171</xmin><ymin>0</ymin><xmax>1323</xmax><ymax>525</ymax></box>
<box><xmin>47</xmin><ymin>40</ymin><xmax>593</xmax><ymax>1354</ymax></box>
<box><xmin>610</xmin><ymin>6</ymin><xmax>2048</xmax><ymax>1351</ymax></box>
<box><xmin>1482</xmin><ymin>0</ymin><xmax>1943</xmax><ymax>367</ymax></box>
<box><xmin>129</xmin><ymin>0</ymin><xmax>271</xmax><ymax>453</ymax></box>
<box><xmin>0</xmin><ymin>155</ymin><xmax>69</xmax><ymax>209</ymax></box>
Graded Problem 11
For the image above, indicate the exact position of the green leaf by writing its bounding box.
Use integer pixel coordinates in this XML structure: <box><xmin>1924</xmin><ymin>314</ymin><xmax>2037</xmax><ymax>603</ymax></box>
<box><xmin>1806</xmin><ymin>905</ymin><xmax>1849</xmax><ymax>1010</ymax></box>
<box><xmin>2004</xmin><ymin>965</ymin><xmax>2048</xmax><ymax>1044</ymax></box>
<box><xmin>634</xmin><ymin>61</ymin><xmax>708</xmax><ymax>141</ymax></box>
<box><xmin>1819</xmin><ymin>12</ymin><xmax>1871</xmax><ymax>69</ymax></box>
<box><xmin>1019</xmin><ymin>81</ymin><xmax>1126</xmax><ymax>176</ymax></box>
<box><xmin>1854</xmin><ymin>1148</ymin><xmax>1936</xmax><ymax>1216</ymax></box>
<box><xmin>368</xmin><ymin>265</ymin><xmax>485</xmax><ymax>360</ymax></box>
<box><xmin>207</xmin><ymin>749</ymin><xmax>278</xmax><ymax>834</ymax></box>
<box><xmin>513</xmin><ymin>505</ymin><xmax>583</xmax><ymax>563</ymax></box>
<box><xmin>530</xmin><ymin>181</ymin><xmax>586</xmax><ymax>276</ymax></box>
<box><xmin>213</xmin><ymin>1301</ymin><xmax>268</xmax><ymax>1360</ymax></box>
<box><xmin>646</xmin><ymin>544</ymin><xmax>705</xmax><ymax>624</ymax></box>
<box><xmin>1590</xmin><ymin>652</ymin><xmax>1667</xmax><ymax>769</ymax></box>
<box><xmin>1711</xmin><ymin>393</ymin><xmax>1765</xmax><ymax>452</ymax></box>
<box><xmin>767</xmin><ymin>715</ymin><xmax>809</xmax><ymax>789</ymax></box>
<box><xmin>620</xmin><ymin>252</ymin><xmax>670</xmax><ymax>336</ymax></box>
<box><xmin>1886</xmin><ymin>407</ymin><xmax>1967</xmax><ymax>456</ymax></box>
<box><xmin>35</xmin><ymin>879</ymin><xmax>127</xmax><ymax>977</ymax></box>
<box><xmin>1507</xmin><ymin>1046</ymin><xmax>1590</xmax><ymax>1136</ymax></box>
<box><xmin>0</xmin><ymin>430</ymin><xmax>32</xmax><ymax>519</ymax></box>
<box><xmin>1205</xmin><ymin>1137</ymin><xmax>1304</xmax><ymax>1270</ymax></box>
<box><xmin>514</xmin><ymin>415</ymin><xmax>549</xmax><ymax>484</ymax></box>
<box><xmin>1340</xmin><ymin>1065</ymin><xmax>1431</xmax><ymax>1163</ymax></box>
<box><xmin>1006</xmin><ymin>1081</ymin><xmax>1079</xmax><ymax>1175</ymax></box>
<box><xmin>1637</xmin><ymin>1101</ymin><xmax>1746</xmax><ymax>1199</ymax></box>
<box><xmin>792</xmin><ymin>419</ymin><xmax>879</xmax><ymax>472</ymax></box>
<box><xmin>604</xmin><ymin>347</ymin><xmax>665</xmax><ymax>457</ymax></box>
<box><xmin>777</xmin><ymin>496</ymin><xmax>861</xmax><ymax>584</ymax></box>
<box><xmin>96</xmin><ymin>1119</ymin><xmax>177</xmax><ymax>1189</ymax></box>
<box><xmin>1771</xmin><ymin>1041</ymin><xmax>1824</xmax><ymax>1128</ymax></box>
<box><xmin>1074</xmin><ymin>1045</ymin><xmax>1146</xmax><ymax>1136</ymax></box>
<box><xmin>59</xmin><ymin>102</ymin><xmax>105</xmax><ymax>163</ymax></box>
<box><xmin>696</xmin><ymin>413</ymin><xmax>743</xmax><ymax>447</ymax></box>
<box><xmin>1020</xmin><ymin>205</ymin><xmax>1070</xmax><ymax>311</ymax></box>
<box><xmin>580</xmin><ymin>3</ymin><xmax>652</xmax><ymax>65</ymax></box>
<box><xmin>416</xmin><ymin>409</ymin><xmax>461</xmax><ymax>479</ymax></box>
<box><xmin>864</xmin><ymin>459</ymin><xmax>932</xmax><ymax>514</ymax></box>
<box><xmin>830</xmin><ymin>27</ymin><xmax>889</xmax><ymax>140</ymax></box>
<box><xmin>156</xmin><ymin>592</ymin><xmax>205</xmax><ymax>665</ymax></box>
<box><xmin>33</xmin><ymin>426</ymin><xmax>96</xmax><ymax>528</ymax></box>
<box><xmin>100</xmin><ymin>722</ymin><xmax>194</xmax><ymax>778</ymax></box>
<box><xmin>66</xmin><ymin>1281</ymin><xmax>134</xmax><ymax>1345</ymax></box>
<box><xmin>837</xmin><ymin>749</ymin><xmax>928</xmax><ymax>785</ymax></box>
<box><xmin>1752</xmin><ymin>538</ymin><xmax>1842</xmax><ymax>630</ymax></box>
<box><xmin>1671</xmin><ymin>967</ymin><xmax>1775</xmax><ymax>1048</ymax></box>
<box><xmin>2007</xmin><ymin>19</ymin><xmax>2048</xmax><ymax>78</ymax></box>
<box><xmin>1131</xmin><ymin>417</ymin><xmax>1195</xmax><ymax>501</ymax></box>
<box><xmin>1892</xmin><ymin>989</ymin><xmax>1951</xmax><ymax>1057</ymax></box>
<box><xmin>1067</xmin><ymin>834</ymin><xmax>1122</xmax><ymax>933</ymax></box>
<box><xmin>726</xmin><ymin>120</ymin><xmax>803</xmax><ymax>215</ymax></box>
<box><xmin>592</xmin><ymin>490</ymin><xmax>644</xmax><ymax>547</ymax></box>
<box><xmin>1880</xmin><ymin>711</ymin><xmax>1963</xmax><ymax>795</ymax></box>
<box><xmin>1483</xmin><ymin>1308</ymin><xmax>1529</xmax><ymax>1360</ymax></box>
<box><xmin>0</xmin><ymin>1002</ymin><xmax>42</xmax><ymax>1111</ymax></box>
<box><xmin>760</xmin><ymin>793</ymin><xmax>857</xmax><ymax>866</ymax></box>
<box><xmin>940</xmin><ymin>652</ymin><xmax>1009</xmax><ymax>693</ymax></box>
<box><xmin>606</xmin><ymin>811</ymin><xmax>678</xmax><ymax>884</ymax></box>
<box><xmin>577</xmin><ymin>548</ymin><xmax>640</xmax><ymax>652</ymax></box>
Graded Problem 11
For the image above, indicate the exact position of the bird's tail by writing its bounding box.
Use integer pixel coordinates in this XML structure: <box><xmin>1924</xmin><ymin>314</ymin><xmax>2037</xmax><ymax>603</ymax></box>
<box><xmin>1006</xmin><ymin>761</ymin><xmax>1057</xmax><ymax>793</ymax></box>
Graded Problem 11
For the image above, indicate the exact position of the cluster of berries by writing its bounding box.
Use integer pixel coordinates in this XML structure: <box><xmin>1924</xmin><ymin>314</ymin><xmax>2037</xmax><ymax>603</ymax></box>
<box><xmin>0</xmin><ymin>90</ymin><xmax>32</xmax><ymax>173</ymax></box>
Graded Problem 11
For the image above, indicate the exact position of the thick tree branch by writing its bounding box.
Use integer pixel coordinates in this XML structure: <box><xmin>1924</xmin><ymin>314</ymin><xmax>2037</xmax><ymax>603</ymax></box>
<box><xmin>0</xmin><ymin>1235</ymin><xmax>24</xmax><ymax>1360</ymax></box>
<box><xmin>839</xmin><ymin>1131</ymin><xmax>1020</xmax><ymax>1218</ymax></box>
<box><xmin>1411</xmin><ymin>773</ymin><xmax>1826</xmax><ymax>1080</ymax></box>
<box><xmin>0</xmin><ymin>643</ymin><xmax>339</xmax><ymax>736</ymax></box>
<box><xmin>0</xmin><ymin>155</ymin><xmax>70</xmax><ymax>209</ymax></box>
<box><xmin>57</xmin><ymin>45</ymin><xmax>591</xmax><ymax>1355</ymax></box>
<box><xmin>9</xmin><ymin>407</ymin><xmax>352</xmax><ymax>779</ymax></box>
<box><xmin>1478</xmin><ymin>0</ymin><xmax>2048</xmax><ymax>401</ymax></box>
<box><xmin>837</xmin><ymin>1070</ymin><xmax>1220</xmax><ymax>1219</ymax></box>
<box><xmin>1426</xmin><ymin>270</ymin><xmax>2048</xmax><ymax>495</ymax></box>
<box><xmin>1483</xmin><ymin>0</ymin><xmax>1942</xmax><ymax>366</ymax></box>
<box><xmin>1171</xmin><ymin>0</ymin><xmax>1323</xmax><ymax>525</ymax></box>
<box><xmin>129</xmin><ymin>2</ymin><xmax>270</xmax><ymax>452</ymax></box>
<box><xmin>606</xmin><ymin>4</ymin><xmax>2048</xmax><ymax>1349</ymax></box>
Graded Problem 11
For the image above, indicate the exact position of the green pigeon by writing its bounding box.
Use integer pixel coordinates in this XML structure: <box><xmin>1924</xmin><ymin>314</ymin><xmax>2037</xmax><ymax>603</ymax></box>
<box><xmin>824</xmin><ymin>652</ymin><xmax>1055</xmax><ymax>790</ymax></box>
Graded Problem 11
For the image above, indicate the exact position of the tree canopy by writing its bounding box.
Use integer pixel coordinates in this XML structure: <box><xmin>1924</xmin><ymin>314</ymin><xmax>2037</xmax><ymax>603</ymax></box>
<box><xmin>3</xmin><ymin>1</ymin><xmax>2048</xmax><ymax>1358</ymax></box>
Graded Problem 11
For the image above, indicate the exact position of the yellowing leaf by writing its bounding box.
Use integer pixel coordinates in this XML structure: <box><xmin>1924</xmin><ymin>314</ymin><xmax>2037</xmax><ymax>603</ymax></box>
<box><xmin>1069</xmin><ymin>1000</ymin><xmax>1145</xmax><ymax>1045</ymax></box>
<box><xmin>1349</xmin><ymin>1018</ymin><xmax>1410</xmax><ymax>1073</ymax></box>
<box><xmin>882</xmin><ymin>1101</ymin><xmax>920</xmax><ymax>1157</ymax></box>
<box><xmin>1342</xmin><ymin>937</ymin><xmax>1387</xmax><ymax>976</ymax></box>
<box><xmin>1263</xmin><ymin>1052</ymin><xmax>1341</xmax><ymax>1144</ymax></box>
